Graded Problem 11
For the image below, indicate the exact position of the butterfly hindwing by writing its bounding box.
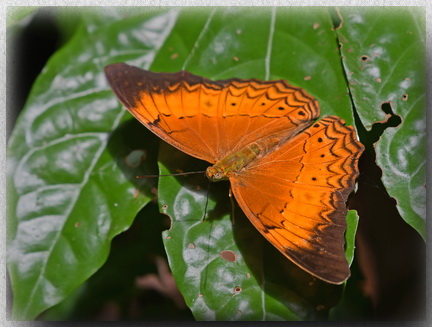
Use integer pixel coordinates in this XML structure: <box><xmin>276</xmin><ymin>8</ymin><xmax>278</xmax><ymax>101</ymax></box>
<box><xmin>230</xmin><ymin>116</ymin><xmax>363</xmax><ymax>284</ymax></box>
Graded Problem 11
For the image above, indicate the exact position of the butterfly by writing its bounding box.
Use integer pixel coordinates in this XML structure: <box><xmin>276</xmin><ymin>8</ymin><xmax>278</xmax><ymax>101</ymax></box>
<box><xmin>104</xmin><ymin>63</ymin><xmax>364</xmax><ymax>284</ymax></box>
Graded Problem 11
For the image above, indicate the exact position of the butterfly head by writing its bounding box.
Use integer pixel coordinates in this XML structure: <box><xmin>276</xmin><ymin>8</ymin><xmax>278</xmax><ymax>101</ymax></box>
<box><xmin>206</xmin><ymin>165</ymin><xmax>230</xmax><ymax>182</ymax></box>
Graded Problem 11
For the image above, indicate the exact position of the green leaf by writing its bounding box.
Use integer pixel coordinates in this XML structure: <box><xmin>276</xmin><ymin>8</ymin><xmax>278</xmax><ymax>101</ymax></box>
<box><xmin>345</xmin><ymin>210</ymin><xmax>359</xmax><ymax>267</ymax></box>
<box><xmin>6</xmin><ymin>6</ymin><xmax>40</xmax><ymax>28</ymax></box>
<box><xmin>336</xmin><ymin>7</ymin><xmax>426</xmax><ymax>239</ymax></box>
<box><xmin>7</xmin><ymin>8</ymin><xmax>176</xmax><ymax>320</ymax></box>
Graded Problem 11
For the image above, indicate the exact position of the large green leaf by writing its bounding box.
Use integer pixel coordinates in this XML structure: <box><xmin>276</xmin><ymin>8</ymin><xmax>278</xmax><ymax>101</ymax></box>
<box><xmin>336</xmin><ymin>7</ymin><xmax>426</xmax><ymax>239</ymax></box>
<box><xmin>7</xmin><ymin>7</ymin><xmax>176</xmax><ymax>319</ymax></box>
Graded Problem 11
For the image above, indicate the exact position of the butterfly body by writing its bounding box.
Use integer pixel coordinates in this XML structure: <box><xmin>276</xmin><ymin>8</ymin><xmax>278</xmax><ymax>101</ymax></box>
<box><xmin>206</xmin><ymin>141</ymin><xmax>263</xmax><ymax>181</ymax></box>
<box><xmin>105</xmin><ymin>63</ymin><xmax>364</xmax><ymax>284</ymax></box>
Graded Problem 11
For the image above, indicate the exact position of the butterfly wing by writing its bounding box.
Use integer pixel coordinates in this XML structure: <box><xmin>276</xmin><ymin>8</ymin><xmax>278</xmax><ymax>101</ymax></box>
<box><xmin>229</xmin><ymin>116</ymin><xmax>364</xmax><ymax>284</ymax></box>
<box><xmin>105</xmin><ymin>63</ymin><xmax>320</xmax><ymax>163</ymax></box>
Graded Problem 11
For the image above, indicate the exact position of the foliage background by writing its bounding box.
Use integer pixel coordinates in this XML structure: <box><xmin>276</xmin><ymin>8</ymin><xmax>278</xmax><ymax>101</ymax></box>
<box><xmin>6</xmin><ymin>6</ymin><xmax>426</xmax><ymax>321</ymax></box>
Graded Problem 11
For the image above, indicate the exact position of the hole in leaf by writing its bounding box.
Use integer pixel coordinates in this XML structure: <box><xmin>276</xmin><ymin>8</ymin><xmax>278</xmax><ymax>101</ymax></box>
<box><xmin>233</xmin><ymin>286</ymin><xmax>242</xmax><ymax>295</ymax></box>
<box><xmin>381</xmin><ymin>101</ymin><xmax>392</xmax><ymax>114</ymax></box>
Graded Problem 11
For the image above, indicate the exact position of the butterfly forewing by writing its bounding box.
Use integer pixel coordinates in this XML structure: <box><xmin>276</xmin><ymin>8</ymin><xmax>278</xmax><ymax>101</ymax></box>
<box><xmin>105</xmin><ymin>63</ymin><xmax>320</xmax><ymax>163</ymax></box>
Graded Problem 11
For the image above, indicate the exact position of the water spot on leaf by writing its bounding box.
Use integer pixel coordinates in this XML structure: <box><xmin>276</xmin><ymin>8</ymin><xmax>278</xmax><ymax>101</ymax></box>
<box><xmin>367</xmin><ymin>66</ymin><xmax>380</xmax><ymax>78</ymax></box>
<box><xmin>184</xmin><ymin>247</ymin><xmax>207</xmax><ymax>264</ymax></box>
<box><xmin>125</xmin><ymin>149</ymin><xmax>147</xmax><ymax>168</ymax></box>
<box><xmin>400</xmin><ymin>78</ymin><xmax>412</xmax><ymax>89</ymax></box>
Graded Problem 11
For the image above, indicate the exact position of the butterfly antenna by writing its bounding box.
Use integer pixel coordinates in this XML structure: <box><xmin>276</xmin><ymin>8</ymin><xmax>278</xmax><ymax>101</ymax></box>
<box><xmin>229</xmin><ymin>187</ymin><xmax>236</xmax><ymax>226</ymax></box>
<box><xmin>136</xmin><ymin>171</ymin><xmax>206</xmax><ymax>178</ymax></box>
<box><xmin>202</xmin><ymin>181</ymin><xmax>212</xmax><ymax>222</ymax></box>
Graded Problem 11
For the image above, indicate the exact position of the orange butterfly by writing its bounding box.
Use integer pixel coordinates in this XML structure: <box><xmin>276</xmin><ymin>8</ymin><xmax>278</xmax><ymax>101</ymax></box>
<box><xmin>105</xmin><ymin>63</ymin><xmax>364</xmax><ymax>284</ymax></box>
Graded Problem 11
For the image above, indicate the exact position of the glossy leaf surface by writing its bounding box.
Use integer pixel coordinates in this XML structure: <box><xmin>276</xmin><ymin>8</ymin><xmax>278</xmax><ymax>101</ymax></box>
<box><xmin>7</xmin><ymin>8</ymin><xmax>175</xmax><ymax>319</ymax></box>
<box><xmin>336</xmin><ymin>7</ymin><xmax>426</xmax><ymax>239</ymax></box>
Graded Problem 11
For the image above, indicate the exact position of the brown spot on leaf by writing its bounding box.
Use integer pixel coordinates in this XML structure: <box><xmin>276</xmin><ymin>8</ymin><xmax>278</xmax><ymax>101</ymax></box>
<box><xmin>188</xmin><ymin>243</ymin><xmax>196</xmax><ymax>249</ymax></box>
<box><xmin>221</xmin><ymin>250</ymin><xmax>237</xmax><ymax>262</ymax></box>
